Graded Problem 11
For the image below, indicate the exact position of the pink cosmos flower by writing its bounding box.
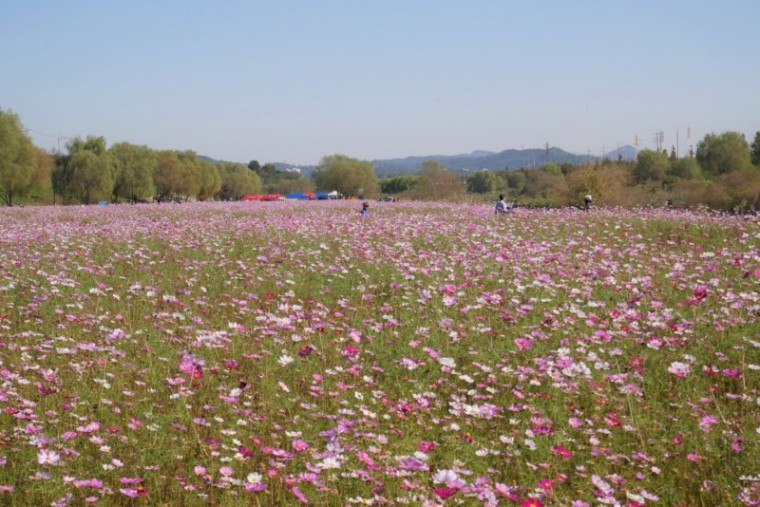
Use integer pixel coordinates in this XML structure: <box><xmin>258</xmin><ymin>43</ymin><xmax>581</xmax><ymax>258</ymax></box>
<box><xmin>551</xmin><ymin>445</ymin><xmax>573</xmax><ymax>459</ymax></box>
<box><xmin>73</xmin><ymin>478</ymin><xmax>103</xmax><ymax>488</ymax></box>
<box><xmin>434</xmin><ymin>487</ymin><xmax>457</xmax><ymax>499</ymax></box>
<box><xmin>417</xmin><ymin>441</ymin><xmax>436</xmax><ymax>453</ymax></box>
<box><xmin>515</xmin><ymin>337</ymin><xmax>532</xmax><ymax>350</ymax></box>
<box><xmin>244</xmin><ymin>481</ymin><xmax>267</xmax><ymax>492</ymax></box>
<box><xmin>292</xmin><ymin>439</ymin><xmax>309</xmax><ymax>451</ymax></box>
<box><xmin>538</xmin><ymin>477</ymin><xmax>553</xmax><ymax>491</ymax></box>
<box><xmin>291</xmin><ymin>485</ymin><xmax>309</xmax><ymax>503</ymax></box>
<box><xmin>699</xmin><ymin>415</ymin><xmax>720</xmax><ymax>432</ymax></box>
<box><xmin>119</xmin><ymin>487</ymin><xmax>146</xmax><ymax>497</ymax></box>
<box><xmin>440</xmin><ymin>284</ymin><xmax>457</xmax><ymax>295</ymax></box>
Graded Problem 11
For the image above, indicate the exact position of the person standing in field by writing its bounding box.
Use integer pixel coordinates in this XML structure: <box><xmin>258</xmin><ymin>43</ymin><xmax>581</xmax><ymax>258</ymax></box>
<box><xmin>360</xmin><ymin>201</ymin><xmax>369</xmax><ymax>216</ymax></box>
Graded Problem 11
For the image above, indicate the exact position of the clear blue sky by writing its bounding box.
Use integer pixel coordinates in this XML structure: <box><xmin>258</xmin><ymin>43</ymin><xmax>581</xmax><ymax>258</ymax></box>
<box><xmin>2</xmin><ymin>0</ymin><xmax>758</xmax><ymax>165</ymax></box>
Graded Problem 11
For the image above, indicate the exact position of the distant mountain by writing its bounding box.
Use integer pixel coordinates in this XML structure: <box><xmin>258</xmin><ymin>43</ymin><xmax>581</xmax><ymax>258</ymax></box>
<box><xmin>372</xmin><ymin>147</ymin><xmax>591</xmax><ymax>176</ymax></box>
<box><xmin>603</xmin><ymin>145</ymin><xmax>637</xmax><ymax>162</ymax></box>
<box><xmin>202</xmin><ymin>145</ymin><xmax>638</xmax><ymax>178</ymax></box>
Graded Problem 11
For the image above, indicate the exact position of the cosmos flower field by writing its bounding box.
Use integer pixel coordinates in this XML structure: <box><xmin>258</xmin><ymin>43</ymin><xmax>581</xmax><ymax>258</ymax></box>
<box><xmin>0</xmin><ymin>201</ymin><xmax>758</xmax><ymax>506</ymax></box>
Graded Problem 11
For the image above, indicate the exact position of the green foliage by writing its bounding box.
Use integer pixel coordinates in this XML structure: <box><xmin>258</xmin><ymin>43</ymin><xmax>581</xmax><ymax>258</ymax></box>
<box><xmin>380</xmin><ymin>174</ymin><xmax>417</xmax><ymax>195</ymax></box>
<box><xmin>217</xmin><ymin>162</ymin><xmax>262</xmax><ymax>200</ymax></box>
<box><xmin>28</xmin><ymin>146</ymin><xmax>54</xmax><ymax>203</ymax></box>
<box><xmin>269</xmin><ymin>175</ymin><xmax>313</xmax><ymax>195</ymax></box>
<box><xmin>466</xmin><ymin>170</ymin><xmax>499</xmax><ymax>194</ymax></box>
<box><xmin>110</xmin><ymin>142</ymin><xmax>157</xmax><ymax>203</ymax></box>
<box><xmin>153</xmin><ymin>150</ymin><xmax>209</xmax><ymax>201</ymax></box>
<box><xmin>506</xmin><ymin>170</ymin><xmax>526</xmax><ymax>193</ymax></box>
<box><xmin>751</xmin><ymin>131</ymin><xmax>760</xmax><ymax>166</ymax></box>
<box><xmin>404</xmin><ymin>160</ymin><xmax>465</xmax><ymax>201</ymax></box>
<box><xmin>313</xmin><ymin>154</ymin><xmax>379</xmax><ymax>198</ymax></box>
<box><xmin>54</xmin><ymin>136</ymin><xmax>117</xmax><ymax>204</ymax></box>
<box><xmin>195</xmin><ymin>160</ymin><xmax>222</xmax><ymax>201</ymax></box>
<box><xmin>153</xmin><ymin>151</ymin><xmax>186</xmax><ymax>200</ymax></box>
<box><xmin>0</xmin><ymin>108</ymin><xmax>36</xmax><ymax>206</ymax></box>
<box><xmin>668</xmin><ymin>157</ymin><xmax>703</xmax><ymax>180</ymax></box>
<box><xmin>540</xmin><ymin>162</ymin><xmax>562</xmax><ymax>176</ymax></box>
<box><xmin>633</xmin><ymin>149</ymin><xmax>670</xmax><ymax>183</ymax></box>
<box><xmin>250</xmin><ymin>162</ymin><xmax>311</xmax><ymax>194</ymax></box>
<box><xmin>696</xmin><ymin>131</ymin><xmax>752</xmax><ymax>176</ymax></box>
<box><xmin>520</xmin><ymin>164</ymin><xmax>567</xmax><ymax>205</ymax></box>
<box><xmin>718</xmin><ymin>168</ymin><xmax>760</xmax><ymax>212</ymax></box>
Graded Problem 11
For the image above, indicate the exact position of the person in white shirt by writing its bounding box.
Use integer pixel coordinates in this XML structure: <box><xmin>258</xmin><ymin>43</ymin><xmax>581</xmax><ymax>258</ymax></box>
<box><xmin>494</xmin><ymin>195</ymin><xmax>508</xmax><ymax>215</ymax></box>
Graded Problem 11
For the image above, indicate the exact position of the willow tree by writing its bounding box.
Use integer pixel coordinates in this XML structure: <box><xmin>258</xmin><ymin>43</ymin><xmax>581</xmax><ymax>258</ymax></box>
<box><xmin>53</xmin><ymin>136</ymin><xmax>116</xmax><ymax>204</ymax></box>
<box><xmin>217</xmin><ymin>163</ymin><xmax>262</xmax><ymax>200</ymax></box>
<box><xmin>110</xmin><ymin>142</ymin><xmax>157</xmax><ymax>203</ymax></box>
<box><xmin>0</xmin><ymin>108</ymin><xmax>36</xmax><ymax>206</ymax></box>
<box><xmin>406</xmin><ymin>160</ymin><xmax>465</xmax><ymax>201</ymax></box>
<box><xmin>313</xmin><ymin>154</ymin><xmax>378</xmax><ymax>198</ymax></box>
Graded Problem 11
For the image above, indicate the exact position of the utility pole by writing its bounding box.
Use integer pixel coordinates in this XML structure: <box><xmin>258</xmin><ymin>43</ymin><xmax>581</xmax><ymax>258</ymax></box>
<box><xmin>676</xmin><ymin>129</ymin><xmax>680</xmax><ymax>158</ymax></box>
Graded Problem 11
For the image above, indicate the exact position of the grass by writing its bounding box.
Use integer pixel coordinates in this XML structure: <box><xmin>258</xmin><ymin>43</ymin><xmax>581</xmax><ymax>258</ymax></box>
<box><xmin>0</xmin><ymin>201</ymin><xmax>757</xmax><ymax>506</ymax></box>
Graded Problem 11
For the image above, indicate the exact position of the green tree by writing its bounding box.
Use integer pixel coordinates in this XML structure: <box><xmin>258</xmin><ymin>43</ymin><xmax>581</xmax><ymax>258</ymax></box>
<box><xmin>55</xmin><ymin>136</ymin><xmax>116</xmax><ymax>204</ymax></box>
<box><xmin>506</xmin><ymin>170</ymin><xmax>527</xmax><ymax>193</ymax></box>
<box><xmin>30</xmin><ymin>146</ymin><xmax>54</xmax><ymax>203</ymax></box>
<box><xmin>154</xmin><ymin>151</ymin><xmax>185</xmax><ymax>201</ymax></box>
<box><xmin>0</xmin><ymin>108</ymin><xmax>36</xmax><ymax>206</ymax></box>
<box><xmin>633</xmin><ymin>149</ymin><xmax>670</xmax><ymax>183</ymax></box>
<box><xmin>380</xmin><ymin>174</ymin><xmax>417</xmax><ymax>195</ymax></box>
<box><xmin>313</xmin><ymin>154</ymin><xmax>379</xmax><ymax>198</ymax></box>
<box><xmin>521</xmin><ymin>166</ymin><xmax>567</xmax><ymax>205</ymax></box>
<box><xmin>176</xmin><ymin>151</ymin><xmax>204</xmax><ymax>200</ymax></box>
<box><xmin>466</xmin><ymin>170</ymin><xmax>499</xmax><ymax>194</ymax></box>
<box><xmin>406</xmin><ymin>160</ymin><xmax>465</xmax><ymax>201</ymax></box>
<box><xmin>110</xmin><ymin>142</ymin><xmax>157</xmax><ymax>203</ymax></box>
<box><xmin>196</xmin><ymin>160</ymin><xmax>222</xmax><ymax>201</ymax></box>
<box><xmin>696</xmin><ymin>131</ymin><xmax>752</xmax><ymax>177</ymax></box>
<box><xmin>751</xmin><ymin>131</ymin><xmax>760</xmax><ymax>167</ymax></box>
<box><xmin>668</xmin><ymin>157</ymin><xmax>703</xmax><ymax>180</ymax></box>
<box><xmin>217</xmin><ymin>163</ymin><xmax>262</xmax><ymax>200</ymax></box>
<box><xmin>252</xmin><ymin>162</ymin><xmax>277</xmax><ymax>188</ymax></box>
<box><xmin>270</xmin><ymin>176</ymin><xmax>313</xmax><ymax>195</ymax></box>
<box><xmin>540</xmin><ymin>163</ymin><xmax>562</xmax><ymax>176</ymax></box>
<box><xmin>718</xmin><ymin>168</ymin><xmax>760</xmax><ymax>213</ymax></box>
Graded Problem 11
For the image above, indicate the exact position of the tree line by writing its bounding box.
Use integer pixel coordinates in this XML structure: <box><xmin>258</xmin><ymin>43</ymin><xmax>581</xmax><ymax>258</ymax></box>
<box><xmin>2</xmin><ymin>107</ymin><xmax>759</xmax><ymax>210</ymax></box>
<box><xmin>380</xmin><ymin>131</ymin><xmax>760</xmax><ymax>212</ymax></box>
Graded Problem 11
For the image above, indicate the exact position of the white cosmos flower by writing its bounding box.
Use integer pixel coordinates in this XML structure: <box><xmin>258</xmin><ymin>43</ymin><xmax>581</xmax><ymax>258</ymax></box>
<box><xmin>432</xmin><ymin>469</ymin><xmax>458</xmax><ymax>484</ymax></box>
<box><xmin>37</xmin><ymin>449</ymin><xmax>60</xmax><ymax>466</ymax></box>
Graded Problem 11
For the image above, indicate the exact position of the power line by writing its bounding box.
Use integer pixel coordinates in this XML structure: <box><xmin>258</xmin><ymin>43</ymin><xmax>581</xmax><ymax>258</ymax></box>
<box><xmin>26</xmin><ymin>128</ymin><xmax>58</xmax><ymax>138</ymax></box>
<box><xmin>26</xmin><ymin>128</ymin><xmax>70</xmax><ymax>153</ymax></box>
